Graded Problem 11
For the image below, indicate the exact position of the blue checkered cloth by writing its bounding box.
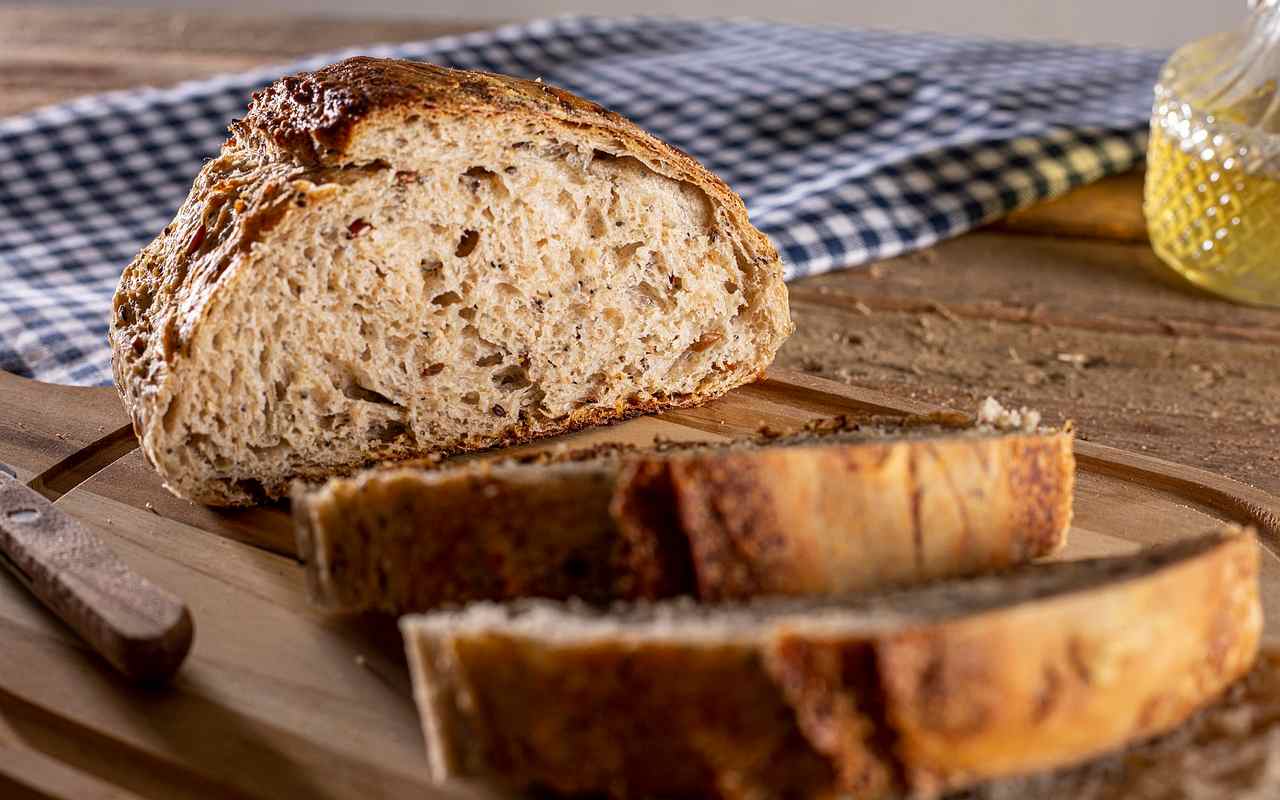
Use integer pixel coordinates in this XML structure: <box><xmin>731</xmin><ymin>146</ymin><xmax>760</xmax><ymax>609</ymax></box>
<box><xmin>0</xmin><ymin>16</ymin><xmax>1165</xmax><ymax>386</ymax></box>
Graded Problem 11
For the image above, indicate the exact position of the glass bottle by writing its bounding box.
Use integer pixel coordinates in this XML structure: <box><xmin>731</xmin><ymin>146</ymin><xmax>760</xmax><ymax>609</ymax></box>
<box><xmin>1144</xmin><ymin>0</ymin><xmax>1280</xmax><ymax>306</ymax></box>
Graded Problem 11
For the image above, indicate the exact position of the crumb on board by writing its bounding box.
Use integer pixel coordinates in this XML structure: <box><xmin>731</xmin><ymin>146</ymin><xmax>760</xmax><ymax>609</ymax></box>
<box><xmin>976</xmin><ymin>397</ymin><xmax>1043</xmax><ymax>433</ymax></box>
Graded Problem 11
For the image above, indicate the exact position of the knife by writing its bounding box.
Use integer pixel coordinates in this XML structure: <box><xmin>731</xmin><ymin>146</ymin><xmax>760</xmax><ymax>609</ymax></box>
<box><xmin>0</xmin><ymin>462</ymin><xmax>193</xmax><ymax>684</ymax></box>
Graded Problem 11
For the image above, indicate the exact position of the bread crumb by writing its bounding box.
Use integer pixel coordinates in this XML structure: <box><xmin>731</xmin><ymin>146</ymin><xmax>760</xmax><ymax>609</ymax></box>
<box><xmin>1056</xmin><ymin>352</ymin><xmax>1105</xmax><ymax>368</ymax></box>
<box><xmin>976</xmin><ymin>397</ymin><xmax>1043</xmax><ymax>433</ymax></box>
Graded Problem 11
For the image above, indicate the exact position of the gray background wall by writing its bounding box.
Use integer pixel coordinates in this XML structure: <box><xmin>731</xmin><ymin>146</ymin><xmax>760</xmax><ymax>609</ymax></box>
<box><xmin>11</xmin><ymin>1</ymin><xmax>1251</xmax><ymax>49</ymax></box>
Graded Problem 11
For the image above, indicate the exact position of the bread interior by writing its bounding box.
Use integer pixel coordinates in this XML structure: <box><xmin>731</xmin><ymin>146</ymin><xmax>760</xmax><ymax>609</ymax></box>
<box><xmin>159</xmin><ymin>116</ymin><xmax>781</xmax><ymax>498</ymax></box>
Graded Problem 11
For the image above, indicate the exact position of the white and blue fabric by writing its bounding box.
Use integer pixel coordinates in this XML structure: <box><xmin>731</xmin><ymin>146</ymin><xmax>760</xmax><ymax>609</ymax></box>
<box><xmin>0</xmin><ymin>16</ymin><xmax>1165</xmax><ymax>386</ymax></box>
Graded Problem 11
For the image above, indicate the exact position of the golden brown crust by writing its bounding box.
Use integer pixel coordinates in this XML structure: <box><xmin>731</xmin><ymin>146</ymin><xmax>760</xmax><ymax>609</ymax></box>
<box><xmin>766</xmin><ymin>636</ymin><xmax>902</xmax><ymax>797</ymax></box>
<box><xmin>768</xmin><ymin>529</ymin><xmax>1262</xmax><ymax>797</ymax></box>
<box><xmin>227</xmin><ymin>57</ymin><xmax>781</xmax><ymax>281</ymax></box>
<box><xmin>296</xmin><ymin>463</ymin><xmax>632</xmax><ymax>613</ymax></box>
<box><xmin>401</xmin><ymin>530</ymin><xmax>1262</xmax><ymax>800</ymax></box>
<box><xmin>614</xmin><ymin>430</ymin><xmax>1075</xmax><ymax>601</ymax></box>
<box><xmin>606</xmin><ymin>458</ymin><xmax>699</xmax><ymax>597</ymax></box>
<box><xmin>1004</xmin><ymin>432</ymin><xmax>1075</xmax><ymax>560</ymax></box>
<box><xmin>421</xmin><ymin>634</ymin><xmax>838</xmax><ymax>800</ymax></box>
<box><xmin>236</xmin><ymin>59</ymin><xmax>637</xmax><ymax>165</ymax></box>
<box><xmin>298</xmin><ymin>422</ymin><xmax>1074</xmax><ymax>613</ymax></box>
<box><xmin>958</xmin><ymin>645</ymin><xmax>1280</xmax><ymax>799</ymax></box>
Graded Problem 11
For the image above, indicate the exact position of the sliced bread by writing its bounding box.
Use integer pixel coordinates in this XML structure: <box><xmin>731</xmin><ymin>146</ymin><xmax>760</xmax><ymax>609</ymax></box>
<box><xmin>294</xmin><ymin>408</ymin><xmax>1074</xmax><ymax>613</ymax></box>
<box><xmin>958</xmin><ymin>644</ymin><xmax>1280</xmax><ymax>800</ymax></box>
<box><xmin>399</xmin><ymin>528</ymin><xmax>1260</xmax><ymax>800</ymax></box>
<box><xmin>110</xmin><ymin>57</ymin><xmax>792</xmax><ymax>506</ymax></box>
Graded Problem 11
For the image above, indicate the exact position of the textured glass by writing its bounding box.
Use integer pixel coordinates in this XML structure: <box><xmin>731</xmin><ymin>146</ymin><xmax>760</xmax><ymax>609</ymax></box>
<box><xmin>1144</xmin><ymin>1</ymin><xmax>1280</xmax><ymax>305</ymax></box>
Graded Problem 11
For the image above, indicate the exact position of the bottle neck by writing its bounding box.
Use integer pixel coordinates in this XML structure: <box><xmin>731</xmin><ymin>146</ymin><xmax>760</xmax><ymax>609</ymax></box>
<box><xmin>1248</xmin><ymin>0</ymin><xmax>1280</xmax><ymax>44</ymax></box>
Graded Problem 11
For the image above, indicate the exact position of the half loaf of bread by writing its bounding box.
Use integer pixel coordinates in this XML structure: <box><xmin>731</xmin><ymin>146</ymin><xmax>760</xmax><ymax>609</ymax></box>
<box><xmin>110</xmin><ymin>57</ymin><xmax>792</xmax><ymax>505</ymax></box>
<box><xmin>294</xmin><ymin>409</ymin><xmax>1074</xmax><ymax>613</ymax></box>
<box><xmin>400</xmin><ymin>528</ymin><xmax>1260</xmax><ymax>800</ymax></box>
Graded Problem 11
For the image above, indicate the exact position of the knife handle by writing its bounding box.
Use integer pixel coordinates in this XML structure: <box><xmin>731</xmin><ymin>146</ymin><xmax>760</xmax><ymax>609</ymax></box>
<box><xmin>0</xmin><ymin>473</ymin><xmax>192</xmax><ymax>683</ymax></box>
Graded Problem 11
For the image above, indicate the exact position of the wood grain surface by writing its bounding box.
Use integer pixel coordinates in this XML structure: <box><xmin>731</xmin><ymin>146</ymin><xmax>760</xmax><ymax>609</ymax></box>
<box><xmin>4</xmin><ymin>6</ymin><xmax>1280</xmax><ymax>798</ymax></box>
<box><xmin>2</xmin><ymin>367</ymin><xmax>1279</xmax><ymax>800</ymax></box>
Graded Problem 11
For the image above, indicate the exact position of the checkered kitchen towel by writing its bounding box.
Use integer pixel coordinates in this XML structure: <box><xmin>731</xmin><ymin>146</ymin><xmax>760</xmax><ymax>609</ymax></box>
<box><xmin>0</xmin><ymin>16</ymin><xmax>1165</xmax><ymax>386</ymax></box>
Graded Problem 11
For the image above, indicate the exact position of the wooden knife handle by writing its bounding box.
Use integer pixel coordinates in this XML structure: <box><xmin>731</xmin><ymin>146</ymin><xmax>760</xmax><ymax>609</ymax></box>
<box><xmin>0</xmin><ymin>473</ymin><xmax>193</xmax><ymax>683</ymax></box>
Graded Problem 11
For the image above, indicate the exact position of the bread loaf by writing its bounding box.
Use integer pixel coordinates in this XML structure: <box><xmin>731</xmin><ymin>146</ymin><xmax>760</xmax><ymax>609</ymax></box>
<box><xmin>400</xmin><ymin>528</ymin><xmax>1260</xmax><ymax>799</ymax></box>
<box><xmin>110</xmin><ymin>57</ymin><xmax>792</xmax><ymax>505</ymax></box>
<box><xmin>294</xmin><ymin>411</ymin><xmax>1074</xmax><ymax>613</ymax></box>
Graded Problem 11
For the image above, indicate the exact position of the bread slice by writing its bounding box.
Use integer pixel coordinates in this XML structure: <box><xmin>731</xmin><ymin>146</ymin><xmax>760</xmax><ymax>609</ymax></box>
<box><xmin>958</xmin><ymin>644</ymin><xmax>1280</xmax><ymax>800</ymax></box>
<box><xmin>399</xmin><ymin>528</ymin><xmax>1260</xmax><ymax>800</ymax></box>
<box><xmin>109</xmin><ymin>57</ymin><xmax>792</xmax><ymax>506</ymax></box>
<box><xmin>293</xmin><ymin>408</ymin><xmax>1074</xmax><ymax>613</ymax></box>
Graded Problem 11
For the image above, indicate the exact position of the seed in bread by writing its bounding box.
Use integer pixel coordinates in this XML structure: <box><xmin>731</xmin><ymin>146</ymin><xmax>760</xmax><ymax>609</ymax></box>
<box><xmin>110</xmin><ymin>57</ymin><xmax>792</xmax><ymax>506</ymax></box>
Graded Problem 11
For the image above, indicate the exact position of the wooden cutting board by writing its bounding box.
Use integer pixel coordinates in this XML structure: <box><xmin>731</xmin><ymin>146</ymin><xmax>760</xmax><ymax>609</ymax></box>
<box><xmin>1</xmin><ymin>368</ymin><xmax>1277</xmax><ymax>799</ymax></box>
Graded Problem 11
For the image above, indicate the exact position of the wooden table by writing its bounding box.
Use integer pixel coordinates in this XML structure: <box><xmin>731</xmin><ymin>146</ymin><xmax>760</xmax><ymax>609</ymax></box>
<box><xmin>4</xmin><ymin>8</ymin><xmax>1280</xmax><ymax>795</ymax></box>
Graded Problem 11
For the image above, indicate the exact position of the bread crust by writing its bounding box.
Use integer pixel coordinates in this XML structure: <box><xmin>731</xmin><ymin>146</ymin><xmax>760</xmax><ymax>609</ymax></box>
<box><xmin>230</xmin><ymin>58</ymin><xmax>782</xmax><ymax>289</ymax></box>
<box><xmin>405</xmin><ymin>628</ymin><xmax>840</xmax><ymax>800</ymax></box>
<box><xmin>768</xmin><ymin>528</ymin><xmax>1262</xmax><ymax>797</ymax></box>
<box><xmin>109</xmin><ymin>57</ymin><xmax>791</xmax><ymax>506</ymax></box>
<box><xmin>615</xmin><ymin>430</ymin><xmax>1075</xmax><ymax>600</ymax></box>
<box><xmin>957</xmin><ymin>645</ymin><xmax>1280</xmax><ymax>799</ymax></box>
<box><xmin>399</xmin><ymin>529</ymin><xmax>1261</xmax><ymax>800</ymax></box>
<box><xmin>296</xmin><ymin>425</ymin><xmax>1073</xmax><ymax>613</ymax></box>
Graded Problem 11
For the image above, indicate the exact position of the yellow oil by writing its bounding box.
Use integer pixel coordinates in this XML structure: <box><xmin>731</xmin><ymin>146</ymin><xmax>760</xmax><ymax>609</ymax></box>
<box><xmin>1144</xmin><ymin>123</ymin><xmax>1280</xmax><ymax>306</ymax></box>
<box><xmin>1143</xmin><ymin>23</ymin><xmax>1280</xmax><ymax>309</ymax></box>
